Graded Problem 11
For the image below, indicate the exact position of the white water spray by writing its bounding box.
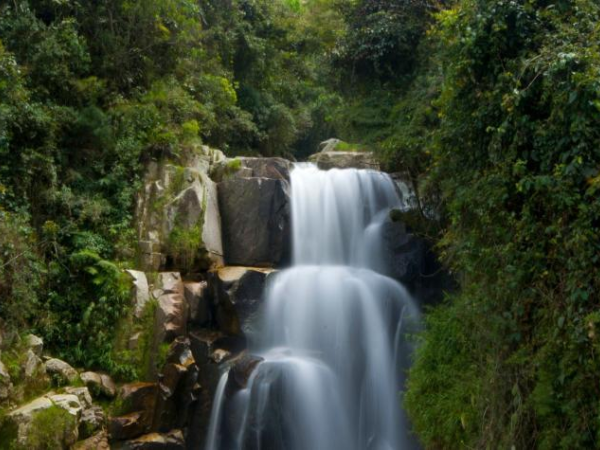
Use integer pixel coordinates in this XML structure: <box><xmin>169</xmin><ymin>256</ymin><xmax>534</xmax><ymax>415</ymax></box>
<box><xmin>207</xmin><ymin>164</ymin><xmax>420</xmax><ymax>450</ymax></box>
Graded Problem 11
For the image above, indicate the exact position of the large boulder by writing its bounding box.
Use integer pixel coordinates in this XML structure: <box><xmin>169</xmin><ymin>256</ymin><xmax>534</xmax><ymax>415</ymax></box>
<box><xmin>209</xmin><ymin>267</ymin><xmax>275</xmax><ymax>338</ymax></box>
<box><xmin>218</xmin><ymin>177</ymin><xmax>290</xmax><ymax>267</ymax></box>
<box><xmin>309</xmin><ymin>139</ymin><xmax>380</xmax><ymax>170</ymax></box>
<box><xmin>153</xmin><ymin>272</ymin><xmax>187</xmax><ymax>343</ymax></box>
<box><xmin>109</xmin><ymin>412</ymin><xmax>147</xmax><ymax>441</ymax></box>
<box><xmin>136</xmin><ymin>146</ymin><xmax>225</xmax><ymax>272</ymax></box>
<box><xmin>80</xmin><ymin>372</ymin><xmax>117</xmax><ymax>398</ymax></box>
<box><xmin>45</xmin><ymin>358</ymin><xmax>79</xmax><ymax>384</ymax></box>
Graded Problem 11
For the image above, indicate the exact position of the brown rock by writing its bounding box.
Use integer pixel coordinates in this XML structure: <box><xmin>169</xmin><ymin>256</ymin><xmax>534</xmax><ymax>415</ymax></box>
<box><xmin>118</xmin><ymin>429</ymin><xmax>185</xmax><ymax>450</ymax></box>
<box><xmin>119</xmin><ymin>382</ymin><xmax>158</xmax><ymax>415</ymax></box>
<box><xmin>73</xmin><ymin>430</ymin><xmax>110</xmax><ymax>450</ymax></box>
<box><xmin>109</xmin><ymin>411</ymin><xmax>147</xmax><ymax>441</ymax></box>
<box><xmin>153</xmin><ymin>273</ymin><xmax>187</xmax><ymax>343</ymax></box>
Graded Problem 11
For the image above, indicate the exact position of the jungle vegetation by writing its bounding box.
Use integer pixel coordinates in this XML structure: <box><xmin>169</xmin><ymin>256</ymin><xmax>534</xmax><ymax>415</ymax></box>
<box><xmin>0</xmin><ymin>0</ymin><xmax>599</xmax><ymax>447</ymax></box>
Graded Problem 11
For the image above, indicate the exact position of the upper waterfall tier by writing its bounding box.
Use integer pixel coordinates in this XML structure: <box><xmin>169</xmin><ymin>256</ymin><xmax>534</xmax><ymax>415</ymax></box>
<box><xmin>291</xmin><ymin>163</ymin><xmax>402</xmax><ymax>270</ymax></box>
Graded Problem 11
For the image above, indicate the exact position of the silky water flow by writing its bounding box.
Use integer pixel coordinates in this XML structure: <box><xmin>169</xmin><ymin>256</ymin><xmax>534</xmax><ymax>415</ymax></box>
<box><xmin>206</xmin><ymin>163</ymin><xmax>420</xmax><ymax>450</ymax></box>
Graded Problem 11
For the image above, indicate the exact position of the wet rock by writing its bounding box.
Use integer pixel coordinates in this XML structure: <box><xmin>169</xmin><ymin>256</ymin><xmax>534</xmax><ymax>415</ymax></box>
<box><xmin>218</xmin><ymin>177</ymin><xmax>290</xmax><ymax>267</ymax></box>
<box><xmin>73</xmin><ymin>430</ymin><xmax>110</xmax><ymax>450</ymax></box>
<box><xmin>126</xmin><ymin>270</ymin><xmax>151</xmax><ymax>318</ymax></box>
<box><xmin>26</xmin><ymin>334</ymin><xmax>44</xmax><ymax>356</ymax></box>
<box><xmin>153</xmin><ymin>339</ymin><xmax>198</xmax><ymax>432</ymax></box>
<box><xmin>109</xmin><ymin>412</ymin><xmax>147</xmax><ymax>441</ymax></box>
<box><xmin>165</xmin><ymin>337</ymin><xmax>194</xmax><ymax>366</ymax></box>
<box><xmin>45</xmin><ymin>358</ymin><xmax>79</xmax><ymax>384</ymax></box>
<box><xmin>80</xmin><ymin>371</ymin><xmax>117</xmax><ymax>398</ymax></box>
<box><xmin>117</xmin><ymin>429</ymin><xmax>185</xmax><ymax>450</ymax></box>
<box><xmin>210</xmin><ymin>266</ymin><xmax>275</xmax><ymax>337</ymax></box>
<box><xmin>24</xmin><ymin>349</ymin><xmax>45</xmax><ymax>378</ymax></box>
<box><xmin>183</xmin><ymin>281</ymin><xmax>209</xmax><ymax>326</ymax></box>
<box><xmin>226</xmin><ymin>354</ymin><xmax>264</xmax><ymax>392</ymax></box>
<box><xmin>153</xmin><ymin>272</ymin><xmax>187</xmax><ymax>343</ymax></box>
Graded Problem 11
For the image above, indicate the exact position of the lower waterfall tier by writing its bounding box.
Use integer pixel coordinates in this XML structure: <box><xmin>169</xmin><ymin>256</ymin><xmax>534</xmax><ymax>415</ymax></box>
<box><xmin>207</xmin><ymin>265</ymin><xmax>420</xmax><ymax>450</ymax></box>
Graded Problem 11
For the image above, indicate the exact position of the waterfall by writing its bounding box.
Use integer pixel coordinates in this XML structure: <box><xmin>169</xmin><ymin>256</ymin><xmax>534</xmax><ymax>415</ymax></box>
<box><xmin>207</xmin><ymin>163</ymin><xmax>420</xmax><ymax>450</ymax></box>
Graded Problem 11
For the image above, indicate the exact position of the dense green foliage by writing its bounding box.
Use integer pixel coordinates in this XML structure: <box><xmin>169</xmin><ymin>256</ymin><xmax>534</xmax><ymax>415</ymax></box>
<box><xmin>403</xmin><ymin>1</ymin><xmax>600</xmax><ymax>448</ymax></box>
<box><xmin>0</xmin><ymin>0</ymin><xmax>341</xmax><ymax>375</ymax></box>
<box><xmin>1</xmin><ymin>0</ymin><xmax>599</xmax><ymax>447</ymax></box>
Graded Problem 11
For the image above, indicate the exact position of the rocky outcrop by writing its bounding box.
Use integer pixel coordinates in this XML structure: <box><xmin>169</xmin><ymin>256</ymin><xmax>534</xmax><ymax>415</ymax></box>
<box><xmin>309</xmin><ymin>139</ymin><xmax>380</xmax><ymax>170</ymax></box>
<box><xmin>210</xmin><ymin>266</ymin><xmax>276</xmax><ymax>337</ymax></box>
<box><xmin>136</xmin><ymin>146</ymin><xmax>226</xmax><ymax>273</ymax></box>
<box><xmin>218</xmin><ymin>177</ymin><xmax>290</xmax><ymax>267</ymax></box>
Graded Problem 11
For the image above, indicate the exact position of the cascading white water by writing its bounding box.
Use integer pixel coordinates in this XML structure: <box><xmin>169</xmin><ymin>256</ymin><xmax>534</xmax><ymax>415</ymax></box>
<box><xmin>206</xmin><ymin>163</ymin><xmax>420</xmax><ymax>450</ymax></box>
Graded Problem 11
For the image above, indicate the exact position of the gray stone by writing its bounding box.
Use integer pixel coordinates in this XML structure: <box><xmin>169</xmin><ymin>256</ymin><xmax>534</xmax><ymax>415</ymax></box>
<box><xmin>135</xmin><ymin>147</ymin><xmax>225</xmax><ymax>273</ymax></box>
<box><xmin>80</xmin><ymin>371</ymin><xmax>116</xmax><ymax>398</ymax></box>
<box><xmin>24</xmin><ymin>349</ymin><xmax>45</xmax><ymax>378</ymax></box>
<box><xmin>309</xmin><ymin>139</ymin><xmax>379</xmax><ymax>170</ymax></box>
<box><xmin>45</xmin><ymin>358</ymin><xmax>79</xmax><ymax>384</ymax></box>
<box><xmin>211</xmin><ymin>157</ymin><xmax>292</xmax><ymax>183</ymax></box>
<box><xmin>26</xmin><ymin>334</ymin><xmax>44</xmax><ymax>356</ymax></box>
<box><xmin>126</xmin><ymin>270</ymin><xmax>151</xmax><ymax>318</ymax></box>
<box><xmin>47</xmin><ymin>393</ymin><xmax>83</xmax><ymax>418</ymax></box>
<box><xmin>64</xmin><ymin>386</ymin><xmax>93</xmax><ymax>408</ymax></box>
<box><xmin>164</xmin><ymin>173</ymin><xmax>224</xmax><ymax>271</ymax></box>
<box><xmin>218</xmin><ymin>177</ymin><xmax>290</xmax><ymax>267</ymax></box>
